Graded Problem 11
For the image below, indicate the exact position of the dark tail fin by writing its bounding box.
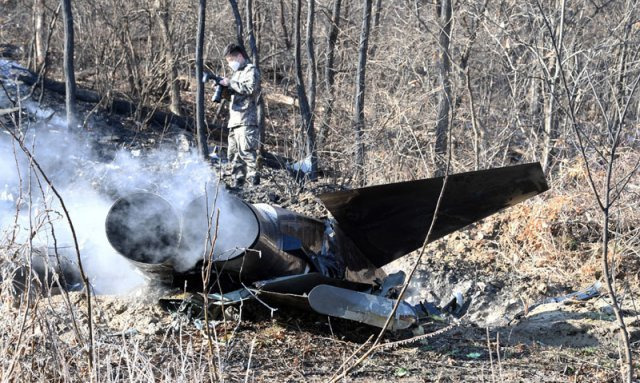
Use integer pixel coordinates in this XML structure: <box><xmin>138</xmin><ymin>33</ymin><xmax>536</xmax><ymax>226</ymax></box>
<box><xmin>318</xmin><ymin>163</ymin><xmax>549</xmax><ymax>267</ymax></box>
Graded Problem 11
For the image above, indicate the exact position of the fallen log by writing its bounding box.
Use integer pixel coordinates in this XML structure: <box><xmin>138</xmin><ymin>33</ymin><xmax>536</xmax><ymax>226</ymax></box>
<box><xmin>15</xmin><ymin>67</ymin><xmax>224</xmax><ymax>139</ymax></box>
<box><xmin>10</xmin><ymin>65</ymin><xmax>295</xmax><ymax>170</ymax></box>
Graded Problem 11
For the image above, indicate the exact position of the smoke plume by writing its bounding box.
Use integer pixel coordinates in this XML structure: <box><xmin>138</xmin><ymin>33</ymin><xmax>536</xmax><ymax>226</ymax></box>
<box><xmin>0</xmin><ymin>60</ymin><xmax>230</xmax><ymax>294</ymax></box>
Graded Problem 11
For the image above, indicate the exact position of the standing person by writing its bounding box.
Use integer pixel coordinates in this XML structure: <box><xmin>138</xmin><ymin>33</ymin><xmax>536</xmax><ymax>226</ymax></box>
<box><xmin>217</xmin><ymin>43</ymin><xmax>261</xmax><ymax>188</ymax></box>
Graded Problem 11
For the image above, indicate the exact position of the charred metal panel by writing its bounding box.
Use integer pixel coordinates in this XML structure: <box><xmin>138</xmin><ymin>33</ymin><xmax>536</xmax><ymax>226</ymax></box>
<box><xmin>319</xmin><ymin>163</ymin><xmax>549</xmax><ymax>268</ymax></box>
<box><xmin>331</xmin><ymin>222</ymin><xmax>386</xmax><ymax>284</ymax></box>
<box><xmin>105</xmin><ymin>193</ymin><xmax>179</xmax><ymax>284</ymax></box>
<box><xmin>253</xmin><ymin>204</ymin><xmax>325</xmax><ymax>255</ymax></box>
<box><xmin>253</xmin><ymin>272</ymin><xmax>373</xmax><ymax>295</ymax></box>
<box><xmin>255</xmin><ymin>290</ymin><xmax>312</xmax><ymax>311</ymax></box>
<box><xmin>106</xmin><ymin>193</ymin><xmax>181</xmax><ymax>265</ymax></box>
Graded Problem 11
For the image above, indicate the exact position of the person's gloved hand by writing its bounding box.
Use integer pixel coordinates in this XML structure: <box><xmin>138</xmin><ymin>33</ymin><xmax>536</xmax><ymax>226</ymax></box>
<box><xmin>202</xmin><ymin>72</ymin><xmax>211</xmax><ymax>83</ymax></box>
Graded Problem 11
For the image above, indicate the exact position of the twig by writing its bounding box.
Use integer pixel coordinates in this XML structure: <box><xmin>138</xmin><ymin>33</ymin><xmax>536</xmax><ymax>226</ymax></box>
<box><xmin>328</xmin><ymin>335</ymin><xmax>373</xmax><ymax>382</ymax></box>
<box><xmin>240</xmin><ymin>282</ymin><xmax>279</xmax><ymax>317</ymax></box>
<box><xmin>496</xmin><ymin>331</ymin><xmax>503</xmax><ymax>380</ymax></box>
<box><xmin>244</xmin><ymin>336</ymin><xmax>256</xmax><ymax>383</ymax></box>
<box><xmin>373</xmin><ymin>323</ymin><xmax>455</xmax><ymax>351</ymax></box>
<box><xmin>31</xmin><ymin>161</ymin><xmax>84</xmax><ymax>345</ymax></box>
<box><xmin>487</xmin><ymin>327</ymin><xmax>496</xmax><ymax>383</ymax></box>
<box><xmin>4</xmin><ymin>141</ymin><xmax>36</xmax><ymax>379</ymax></box>
<box><xmin>201</xmin><ymin>183</ymin><xmax>221</xmax><ymax>382</ymax></box>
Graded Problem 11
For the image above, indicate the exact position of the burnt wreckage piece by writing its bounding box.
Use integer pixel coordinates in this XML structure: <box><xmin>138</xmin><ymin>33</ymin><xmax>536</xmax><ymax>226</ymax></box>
<box><xmin>106</xmin><ymin>163</ymin><xmax>548</xmax><ymax>329</ymax></box>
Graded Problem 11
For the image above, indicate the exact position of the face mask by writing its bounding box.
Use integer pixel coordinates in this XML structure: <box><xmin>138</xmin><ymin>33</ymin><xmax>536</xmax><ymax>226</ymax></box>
<box><xmin>229</xmin><ymin>60</ymin><xmax>241</xmax><ymax>71</ymax></box>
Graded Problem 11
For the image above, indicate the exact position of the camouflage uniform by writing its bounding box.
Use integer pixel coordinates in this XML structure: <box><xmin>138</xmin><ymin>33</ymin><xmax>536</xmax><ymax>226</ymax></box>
<box><xmin>227</xmin><ymin>61</ymin><xmax>260</xmax><ymax>186</ymax></box>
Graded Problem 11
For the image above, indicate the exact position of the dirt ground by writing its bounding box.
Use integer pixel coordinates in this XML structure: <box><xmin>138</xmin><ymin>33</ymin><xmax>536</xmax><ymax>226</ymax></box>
<box><xmin>11</xmin><ymin>272</ymin><xmax>637</xmax><ymax>382</ymax></box>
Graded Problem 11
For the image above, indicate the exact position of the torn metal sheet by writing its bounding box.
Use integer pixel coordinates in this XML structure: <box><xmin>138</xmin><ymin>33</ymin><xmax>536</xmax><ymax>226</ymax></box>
<box><xmin>308</xmin><ymin>285</ymin><xmax>418</xmax><ymax>330</ymax></box>
<box><xmin>508</xmin><ymin>282</ymin><xmax>602</xmax><ymax>324</ymax></box>
<box><xmin>378</xmin><ymin>271</ymin><xmax>406</xmax><ymax>298</ymax></box>
<box><xmin>207</xmin><ymin>288</ymin><xmax>254</xmax><ymax>305</ymax></box>
<box><xmin>542</xmin><ymin>281</ymin><xmax>601</xmax><ymax>304</ymax></box>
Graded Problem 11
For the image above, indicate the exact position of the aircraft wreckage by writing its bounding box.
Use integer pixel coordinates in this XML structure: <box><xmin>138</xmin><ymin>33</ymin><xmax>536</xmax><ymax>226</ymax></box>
<box><xmin>101</xmin><ymin>162</ymin><xmax>548</xmax><ymax>330</ymax></box>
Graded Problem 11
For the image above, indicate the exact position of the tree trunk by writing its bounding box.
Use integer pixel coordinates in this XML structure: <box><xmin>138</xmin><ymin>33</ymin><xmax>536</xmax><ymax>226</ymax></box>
<box><xmin>465</xmin><ymin>65</ymin><xmax>481</xmax><ymax>171</ymax></box>
<box><xmin>294</xmin><ymin>0</ymin><xmax>317</xmax><ymax>180</ymax></box>
<box><xmin>353</xmin><ymin>0</ymin><xmax>372</xmax><ymax>186</ymax></box>
<box><xmin>460</xmin><ymin>0</ymin><xmax>487</xmax><ymax>170</ymax></box>
<box><xmin>155</xmin><ymin>0</ymin><xmax>181</xmax><ymax>116</ymax></box>
<box><xmin>368</xmin><ymin>0</ymin><xmax>382</xmax><ymax>56</ymax></box>
<box><xmin>278</xmin><ymin>0</ymin><xmax>291</xmax><ymax>50</ymax></box>
<box><xmin>613</xmin><ymin>0</ymin><xmax>632</xmax><ymax>118</ymax></box>
<box><xmin>195</xmin><ymin>0</ymin><xmax>210</xmax><ymax>159</ymax></box>
<box><xmin>318</xmin><ymin>0</ymin><xmax>341</xmax><ymax>146</ymax></box>
<box><xmin>541</xmin><ymin>0</ymin><xmax>565</xmax><ymax>174</ymax></box>
<box><xmin>306</xmin><ymin>0</ymin><xmax>317</xmax><ymax>113</ymax></box>
<box><xmin>228</xmin><ymin>0</ymin><xmax>245</xmax><ymax>49</ymax></box>
<box><xmin>372</xmin><ymin>0</ymin><xmax>382</xmax><ymax>30</ymax></box>
<box><xmin>33</xmin><ymin>0</ymin><xmax>46</xmax><ymax>68</ymax></box>
<box><xmin>433</xmin><ymin>0</ymin><xmax>452</xmax><ymax>176</ymax></box>
<box><xmin>61</xmin><ymin>0</ymin><xmax>77</xmax><ymax>129</ymax></box>
<box><xmin>246</xmin><ymin>0</ymin><xmax>265</xmax><ymax>153</ymax></box>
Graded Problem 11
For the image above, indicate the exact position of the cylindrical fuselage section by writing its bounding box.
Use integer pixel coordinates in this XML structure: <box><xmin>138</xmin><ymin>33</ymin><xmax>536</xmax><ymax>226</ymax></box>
<box><xmin>219</xmin><ymin>203</ymin><xmax>322</xmax><ymax>281</ymax></box>
<box><xmin>180</xmin><ymin>193</ymin><xmax>312</xmax><ymax>282</ymax></box>
<box><xmin>106</xmin><ymin>191</ymin><xmax>313</xmax><ymax>286</ymax></box>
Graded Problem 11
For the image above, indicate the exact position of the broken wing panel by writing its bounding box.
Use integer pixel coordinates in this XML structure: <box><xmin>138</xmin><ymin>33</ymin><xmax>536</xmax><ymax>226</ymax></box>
<box><xmin>308</xmin><ymin>285</ymin><xmax>417</xmax><ymax>330</ymax></box>
<box><xmin>318</xmin><ymin>163</ymin><xmax>549</xmax><ymax>267</ymax></box>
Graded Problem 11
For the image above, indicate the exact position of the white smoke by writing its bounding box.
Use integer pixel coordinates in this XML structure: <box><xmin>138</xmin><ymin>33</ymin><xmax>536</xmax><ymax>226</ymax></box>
<box><xmin>176</xmin><ymin>188</ymin><xmax>259</xmax><ymax>272</ymax></box>
<box><xmin>0</xmin><ymin>63</ymin><xmax>230</xmax><ymax>295</ymax></box>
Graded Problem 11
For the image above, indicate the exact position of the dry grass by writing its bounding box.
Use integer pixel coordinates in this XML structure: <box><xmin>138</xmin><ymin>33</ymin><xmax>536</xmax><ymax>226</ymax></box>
<box><xmin>1</xmin><ymin>151</ymin><xmax>638</xmax><ymax>381</ymax></box>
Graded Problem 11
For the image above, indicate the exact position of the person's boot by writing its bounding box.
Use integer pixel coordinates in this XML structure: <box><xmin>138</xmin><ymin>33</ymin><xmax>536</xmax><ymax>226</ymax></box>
<box><xmin>251</xmin><ymin>174</ymin><xmax>260</xmax><ymax>186</ymax></box>
<box><xmin>234</xmin><ymin>177</ymin><xmax>245</xmax><ymax>189</ymax></box>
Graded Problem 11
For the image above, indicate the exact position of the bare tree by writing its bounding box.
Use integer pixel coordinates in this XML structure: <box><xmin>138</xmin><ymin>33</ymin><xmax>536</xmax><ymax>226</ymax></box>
<box><xmin>195</xmin><ymin>0</ymin><xmax>210</xmax><ymax>159</ymax></box>
<box><xmin>33</xmin><ymin>0</ymin><xmax>46</xmax><ymax>68</ymax></box>
<box><xmin>278</xmin><ymin>0</ymin><xmax>292</xmax><ymax>50</ymax></box>
<box><xmin>535</xmin><ymin>2</ymin><xmax>638</xmax><ymax>380</ymax></box>
<box><xmin>573</xmin><ymin>73</ymin><xmax>640</xmax><ymax>383</ymax></box>
<box><xmin>461</xmin><ymin>0</ymin><xmax>489</xmax><ymax>170</ymax></box>
<box><xmin>61</xmin><ymin>0</ymin><xmax>77</xmax><ymax>129</ymax></box>
<box><xmin>318</xmin><ymin>0</ymin><xmax>341</xmax><ymax>146</ymax></box>
<box><xmin>246</xmin><ymin>0</ymin><xmax>265</xmax><ymax>153</ymax></box>
<box><xmin>433</xmin><ymin>0</ymin><xmax>452</xmax><ymax>176</ymax></box>
<box><xmin>228</xmin><ymin>0</ymin><xmax>245</xmax><ymax>49</ymax></box>
<box><xmin>154</xmin><ymin>0</ymin><xmax>181</xmax><ymax>116</ymax></box>
<box><xmin>294</xmin><ymin>0</ymin><xmax>318</xmax><ymax>180</ymax></box>
<box><xmin>538</xmin><ymin>0</ymin><xmax>566</xmax><ymax>174</ymax></box>
<box><xmin>354</xmin><ymin>0</ymin><xmax>372</xmax><ymax>185</ymax></box>
<box><xmin>31</xmin><ymin>1</ymin><xmax>60</xmax><ymax>104</ymax></box>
